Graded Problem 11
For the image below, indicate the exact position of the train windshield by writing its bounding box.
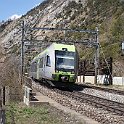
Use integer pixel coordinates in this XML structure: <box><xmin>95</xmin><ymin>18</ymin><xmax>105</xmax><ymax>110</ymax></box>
<box><xmin>55</xmin><ymin>50</ymin><xmax>75</xmax><ymax>71</ymax></box>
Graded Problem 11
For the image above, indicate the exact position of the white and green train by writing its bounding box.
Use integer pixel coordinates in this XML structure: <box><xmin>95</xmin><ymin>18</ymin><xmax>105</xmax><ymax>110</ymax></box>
<box><xmin>29</xmin><ymin>43</ymin><xmax>78</xmax><ymax>86</ymax></box>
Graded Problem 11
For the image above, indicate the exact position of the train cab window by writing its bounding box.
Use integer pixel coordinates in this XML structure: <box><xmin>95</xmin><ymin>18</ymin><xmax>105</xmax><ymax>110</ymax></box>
<box><xmin>46</xmin><ymin>55</ymin><xmax>51</xmax><ymax>67</ymax></box>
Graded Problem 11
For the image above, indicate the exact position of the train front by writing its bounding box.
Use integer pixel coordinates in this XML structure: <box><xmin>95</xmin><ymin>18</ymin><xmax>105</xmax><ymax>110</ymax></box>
<box><xmin>52</xmin><ymin>46</ymin><xmax>78</xmax><ymax>83</ymax></box>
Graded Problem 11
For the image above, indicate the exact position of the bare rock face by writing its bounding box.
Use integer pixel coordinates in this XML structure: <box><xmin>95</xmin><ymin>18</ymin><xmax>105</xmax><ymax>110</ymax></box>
<box><xmin>0</xmin><ymin>0</ymin><xmax>87</xmax><ymax>49</ymax></box>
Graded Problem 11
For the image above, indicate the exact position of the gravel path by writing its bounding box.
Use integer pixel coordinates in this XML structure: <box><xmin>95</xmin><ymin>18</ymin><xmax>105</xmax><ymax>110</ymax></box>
<box><xmin>43</xmin><ymin>104</ymin><xmax>84</xmax><ymax>124</ymax></box>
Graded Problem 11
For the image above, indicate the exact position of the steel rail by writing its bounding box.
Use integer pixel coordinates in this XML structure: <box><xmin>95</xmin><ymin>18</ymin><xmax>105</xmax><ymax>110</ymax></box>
<box><xmin>54</xmin><ymin>89</ymin><xmax>124</xmax><ymax>116</ymax></box>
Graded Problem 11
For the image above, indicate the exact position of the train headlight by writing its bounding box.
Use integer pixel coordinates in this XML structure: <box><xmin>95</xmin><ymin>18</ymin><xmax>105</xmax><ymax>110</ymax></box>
<box><xmin>71</xmin><ymin>71</ymin><xmax>74</xmax><ymax>74</ymax></box>
<box><xmin>52</xmin><ymin>74</ymin><xmax>56</xmax><ymax>79</ymax></box>
<box><xmin>55</xmin><ymin>70</ymin><xmax>59</xmax><ymax>73</ymax></box>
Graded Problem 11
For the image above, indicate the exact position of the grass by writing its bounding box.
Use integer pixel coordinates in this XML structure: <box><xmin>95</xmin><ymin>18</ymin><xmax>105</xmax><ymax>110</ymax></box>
<box><xmin>6</xmin><ymin>103</ymin><xmax>62</xmax><ymax>124</ymax></box>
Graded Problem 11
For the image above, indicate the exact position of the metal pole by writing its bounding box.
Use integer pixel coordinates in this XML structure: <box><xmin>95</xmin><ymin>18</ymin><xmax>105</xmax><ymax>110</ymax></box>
<box><xmin>30</xmin><ymin>27</ymin><xmax>97</xmax><ymax>34</ymax></box>
<box><xmin>109</xmin><ymin>57</ymin><xmax>113</xmax><ymax>85</ymax></box>
<box><xmin>83</xmin><ymin>60</ymin><xmax>86</xmax><ymax>83</ymax></box>
<box><xmin>2</xmin><ymin>87</ymin><xmax>6</xmax><ymax>124</ymax></box>
<box><xmin>0</xmin><ymin>88</ymin><xmax>2</xmax><ymax>122</ymax></box>
<box><xmin>2</xmin><ymin>87</ymin><xmax>5</xmax><ymax>106</ymax></box>
<box><xmin>21</xmin><ymin>21</ymin><xmax>25</xmax><ymax>85</ymax></box>
<box><xmin>94</xmin><ymin>27</ymin><xmax>99</xmax><ymax>85</ymax></box>
<box><xmin>0</xmin><ymin>88</ymin><xmax>6</xmax><ymax>124</ymax></box>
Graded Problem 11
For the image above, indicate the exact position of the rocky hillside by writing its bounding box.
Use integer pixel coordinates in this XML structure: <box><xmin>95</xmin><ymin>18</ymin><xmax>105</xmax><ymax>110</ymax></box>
<box><xmin>0</xmin><ymin>0</ymin><xmax>124</xmax><ymax>83</ymax></box>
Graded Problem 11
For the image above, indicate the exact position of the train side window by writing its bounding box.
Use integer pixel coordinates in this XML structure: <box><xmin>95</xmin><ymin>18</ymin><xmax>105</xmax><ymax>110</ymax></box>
<box><xmin>32</xmin><ymin>62</ymin><xmax>37</xmax><ymax>72</ymax></box>
<box><xmin>46</xmin><ymin>55</ymin><xmax>51</xmax><ymax>67</ymax></box>
<box><xmin>39</xmin><ymin>58</ymin><xmax>43</xmax><ymax>68</ymax></box>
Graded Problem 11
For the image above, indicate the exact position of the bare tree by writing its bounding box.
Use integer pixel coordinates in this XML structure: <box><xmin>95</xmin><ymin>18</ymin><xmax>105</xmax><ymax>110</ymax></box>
<box><xmin>0</xmin><ymin>53</ymin><xmax>23</xmax><ymax>102</ymax></box>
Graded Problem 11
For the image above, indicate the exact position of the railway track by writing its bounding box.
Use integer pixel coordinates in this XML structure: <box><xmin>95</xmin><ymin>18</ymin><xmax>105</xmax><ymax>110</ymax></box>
<box><xmin>54</xmin><ymin>89</ymin><xmax>124</xmax><ymax>116</ymax></box>
<box><xmin>25</xmin><ymin>78</ymin><xmax>124</xmax><ymax>123</ymax></box>
<box><xmin>79</xmin><ymin>83</ymin><xmax>124</xmax><ymax>95</ymax></box>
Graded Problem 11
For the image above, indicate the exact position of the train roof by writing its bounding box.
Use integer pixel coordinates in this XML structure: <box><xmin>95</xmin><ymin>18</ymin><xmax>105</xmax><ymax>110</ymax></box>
<box><xmin>53</xmin><ymin>43</ymin><xmax>75</xmax><ymax>51</ymax></box>
<box><xmin>31</xmin><ymin>43</ymin><xmax>76</xmax><ymax>62</ymax></box>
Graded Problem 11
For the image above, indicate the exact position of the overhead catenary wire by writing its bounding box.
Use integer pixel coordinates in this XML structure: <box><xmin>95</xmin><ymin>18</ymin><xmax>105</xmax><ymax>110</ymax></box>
<box><xmin>18</xmin><ymin>0</ymin><xmax>100</xmax><ymax>85</ymax></box>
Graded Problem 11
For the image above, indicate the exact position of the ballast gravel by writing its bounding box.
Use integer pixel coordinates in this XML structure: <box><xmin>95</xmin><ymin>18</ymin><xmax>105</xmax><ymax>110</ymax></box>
<box><xmin>80</xmin><ymin>88</ymin><xmax>124</xmax><ymax>104</ymax></box>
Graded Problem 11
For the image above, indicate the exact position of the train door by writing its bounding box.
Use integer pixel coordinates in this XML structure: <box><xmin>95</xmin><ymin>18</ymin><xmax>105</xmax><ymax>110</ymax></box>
<box><xmin>35</xmin><ymin>56</ymin><xmax>45</xmax><ymax>80</ymax></box>
<box><xmin>44</xmin><ymin>54</ymin><xmax>51</xmax><ymax>79</ymax></box>
<box><xmin>39</xmin><ymin>57</ymin><xmax>45</xmax><ymax>79</ymax></box>
<box><xmin>42</xmin><ymin>56</ymin><xmax>46</xmax><ymax>78</ymax></box>
<box><xmin>37</xmin><ymin>59</ymin><xmax>40</xmax><ymax>79</ymax></box>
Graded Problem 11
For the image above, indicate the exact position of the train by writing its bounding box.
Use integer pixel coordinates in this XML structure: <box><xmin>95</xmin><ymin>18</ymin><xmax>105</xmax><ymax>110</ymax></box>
<box><xmin>29</xmin><ymin>43</ymin><xmax>78</xmax><ymax>86</ymax></box>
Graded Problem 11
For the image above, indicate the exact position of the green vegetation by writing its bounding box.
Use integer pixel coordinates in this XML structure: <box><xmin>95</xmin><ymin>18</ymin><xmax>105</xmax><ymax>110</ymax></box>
<box><xmin>6</xmin><ymin>103</ymin><xmax>62</xmax><ymax>124</ymax></box>
<box><xmin>79</xmin><ymin>47</ymin><xmax>95</xmax><ymax>60</ymax></box>
<box><xmin>100</xmin><ymin>42</ymin><xmax>121</xmax><ymax>59</ymax></box>
<box><xmin>56</xmin><ymin>1</ymin><xmax>83</xmax><ymax>20</ymax></box>
<box><xmin>69</xmin><ymin>0</ymin><xmax>124</xmax><ymax>61</ymax></box>
<box><xmin>110</xmin><ymin>16</ymin><xmax>124</xmax><ymax>42</ymax></box>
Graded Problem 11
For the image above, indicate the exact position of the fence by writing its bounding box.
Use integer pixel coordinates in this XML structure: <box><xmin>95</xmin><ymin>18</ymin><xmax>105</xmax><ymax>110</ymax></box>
<box><xmin>76</xmin><ymin>75</ymin><xmax>124</xmax><ymax>86</ymax></box>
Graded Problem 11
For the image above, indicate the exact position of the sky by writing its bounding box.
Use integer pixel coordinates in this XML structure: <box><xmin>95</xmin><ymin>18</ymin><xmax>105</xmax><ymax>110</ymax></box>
<box><xmin>0</xmin><ymin>0</ymin><xmax>44</xmax><ymax>22</ymax></box>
